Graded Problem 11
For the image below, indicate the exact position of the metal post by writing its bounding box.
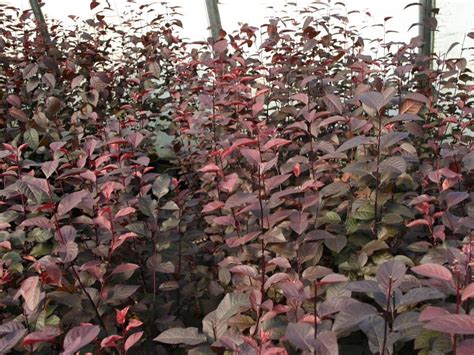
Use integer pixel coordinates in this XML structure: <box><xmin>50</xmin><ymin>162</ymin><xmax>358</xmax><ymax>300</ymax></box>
<box><xmin>29</xmin><ymin>0</ymin><xmax>53</xmax><ymax>47</ymax></box>
<box><xmin>205</xmin><ymin>0</ymin><xmax>222</xmax><ymax>39</ymax></box>
<box><xmin>419</xmin><ymin>0</ymin><xmax>435</xmax><ymax>56</ymax></box>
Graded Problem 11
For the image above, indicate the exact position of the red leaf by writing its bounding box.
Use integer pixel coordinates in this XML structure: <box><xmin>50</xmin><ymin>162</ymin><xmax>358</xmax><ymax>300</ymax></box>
<box><xmin>412</xmin><ymin>263</ymin><xmax>453</xmax><ymax>282</ymax></box>
<box><xmin>213</xmin><ymin>215</ymin><xmax>235</xmax><ymax>226</ymax></box>
<box><xmin>293</xmin><ymin>163</ymin><xmax>301</xmax><ymax>177</ymax></box>
<box><xmin>230</xmin><ymin>138</ymin><xmax>257</xmax><ymax>149</ymax></box>
<box><xmin>267</xmin><ymin>257</ymin><xmax>291</xmax><ymax>269</ymax></box>
<box><xmin>6</xmin><ymin>94</ymin><xmax>21</xmax><ymax>107</ymax></box>
<box><xmin>111</xmin><ymin>263</ymin><xmax>139</xmax><ymax>275</ymax></box>
<box><xmin>23</xmin><ymin>327</ymin><xmax>60</xmax><ymax>347</ymax></box>
<box><xmin>125</xmin><ymin>319</ymin><xmax>143</xmax><ymax>332</ymax></box>
<box><xmin>424</xmin><ymin>314</ymin><xmax>474</xmax><ymax>335</ymax></box>
<box><xmin>116</xmin><ymin>306</ymin><xmax>130</xmax><ymax>325</ymax></box>
<box><xmin>458</xmin><ymin>339</ymin><xmax>474</xmax><ymax>355</ymax></box>
<box><xmin>112</xmin><ymin>232</ymin><xmax>138</xmax><ymax>253</ymax></box>
<box><xmin>252</xmin><ymin>95</ymin><xmax>265</xmax><ymax>116</ymax></box>
<box><xmin>225</xmin><ymin>231</ymin><xmax>260</xmax><ymax>248</ymax></box>
<box><xmin>125</xmin><ymin>331</ymin><xmax>143</xmax><ymax>352</ymax></box>
<box><xmin>262</xmin><ymin>138</ymin><xmax>291</xmax><ymax>151</ymax></box>
<box><xmin>115</xmin><ymin>207</ymin><xmax>136</xmax><ymax>219</ymax></box>
<box><xmin>213</xmin><ymin>39</ymin><xmax>228</xmax><ymax>53</ymax></box>
<box><xmin>202</xmin><ymin>201</ymin><xmax>225</xmax><ymax>213</ymax></box>
<box><xmin>319</xmin><ymin>273</ymin><xmax>348</xmax><ymax>285</ymax></box>
<box><xmin>20</xmin><ymin>216</ymin><xmax>52</xmax><ymax>228</ymax></box>
<box><xmin>229</xmin><ymin>265</ymin><xmax>258</xmax><ymax>279</ymax></box>
<box><xmin>406</xmin><ymin>219</ymin><xmax>431</xmax><ymax>228</ymax></box>
<box><xmin>100</xmin><ymin>335</ymin><xmax>122</xmax><ymax>349</ymax></box>
<box><xmin>16</xmin><ymin>276</ymin><xmax>41</xmax><ymax>313</ymax></box>
<box><xmin>240</xmin><ymin>148</ymin><xmax>261</xmax><ymax>166</ymax></box>
<box><xmin>0</xmin><ymin>241</ymin><xmax>11</xmax><ymax>250</ymax></box>
<box><xmin>9</xmin><ymin>107</ymin><xmax>29</xmax><ymax>122</ymax></box>
<box><xmin>419</xmin><ymin>306</ymin><xmax>450</xmax><ymax>321</ymax></box>
<box><xmin>264</xmin><ymin>273</ymin><xmax>290</xmax><ymax>290</ymax></box>
<box><xmin>462</xmin><ymin>283</ymin><xmax>474</xmax><ymax>302</ymax></box>
<box><xmin>197</xmin><ymin>163</ymin><xmax>220</xmax><ymax>173</ymax></box>
<box><xmin>290</xmin><ymin>93</ymin><xmax>309</xmax><ymax>105</ymax></box>
<box><xmin>220</xmin><ymin>173</ymin><xmax>239</xmax><ymax>193</ymax></box>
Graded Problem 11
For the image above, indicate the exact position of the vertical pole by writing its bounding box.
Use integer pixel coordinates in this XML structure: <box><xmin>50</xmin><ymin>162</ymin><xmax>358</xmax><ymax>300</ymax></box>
<box><xmin>419</xmin><ymin>0</ymin><xmax>435</xmax><ymax>56</ymax></box>
<box><xmin>205</xmin><ymin>0</ymin><xmax>222</xmax><ymax>39</ymax></box>
<box><xmin>29</xmin><ymin>0</ymin><xmax>53</xmax><ymax>47</ymax></box>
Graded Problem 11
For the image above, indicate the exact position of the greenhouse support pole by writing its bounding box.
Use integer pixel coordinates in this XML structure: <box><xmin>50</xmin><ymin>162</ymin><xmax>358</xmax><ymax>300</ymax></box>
<box><xmin>29</xmin><ymin>0</ymin><xmax>53</xmax><ymax>46</ymax></box>
<box><xmin>205</xmin><ymin>0</ymin><xmax>222</xmax><ymax>39</ymax></box>
<box><xmin>419</xmin><ymin>0</ymin><xmax>435</xmax><ymax>56</ymax></box>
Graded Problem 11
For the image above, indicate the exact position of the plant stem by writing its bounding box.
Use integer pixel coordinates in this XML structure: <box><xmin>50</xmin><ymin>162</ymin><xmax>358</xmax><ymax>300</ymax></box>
<box><xmin>72</xmin><ymin>266</ymin><xmax>107</xmax><ymax>330</ymax></box>
<box><xmin>374</xmin><ymin>112</ymin><xmax>382</xmax><ymax>235</ymax></box>
<box><xmin>381</xmin><ymin>277</ymin><xmax>392</xmax><ymax>355</ymax></box>
<box><xmin>314</xmin><ymin>280</ymin><xmax>319</xmax><ymax>355</ymax></box>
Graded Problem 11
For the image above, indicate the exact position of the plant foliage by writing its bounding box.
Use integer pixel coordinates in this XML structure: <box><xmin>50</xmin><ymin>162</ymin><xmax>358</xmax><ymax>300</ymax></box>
<box><xmin>0</xmin><ymin>0</ymin><xmax>473</xmax><ymax>354</ymax></box>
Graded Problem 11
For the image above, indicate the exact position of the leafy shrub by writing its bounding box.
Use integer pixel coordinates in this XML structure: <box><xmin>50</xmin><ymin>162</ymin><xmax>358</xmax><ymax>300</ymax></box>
<box><xmin>0</xmin><ymin>1</ymin><xmax>473</xmax><ymax>354</ymax></box>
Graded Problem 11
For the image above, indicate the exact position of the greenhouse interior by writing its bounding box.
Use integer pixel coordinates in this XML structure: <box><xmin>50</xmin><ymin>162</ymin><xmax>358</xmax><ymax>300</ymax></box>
<box><xmin>0</xmin><ymin>0</ymin><xmax>473</xmax><ymax>354</ymax></box>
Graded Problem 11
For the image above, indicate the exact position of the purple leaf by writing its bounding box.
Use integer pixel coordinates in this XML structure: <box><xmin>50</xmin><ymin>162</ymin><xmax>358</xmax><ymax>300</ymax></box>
<box><xmin>57</xmin><ymin>241</ymin><xmax>78</xmax><ymax>263</ymax></box>
<box><xmin>16</xmin><ymin>276</ymin><xmax>41</xmax><ymax>313</ymax></box>
<box><xmin>154</xmin><ymin>327</ymin><xmax>206</xmax><ymax>345</ymax></box>
<box><xmin>323</xmin><ymin>94</ymin><xmax>343</xmax><ymax>114</ymax></box>
<box><xmin>41</xmin><ymin>159</ymin><xmax>59</xmax><ymax>179</ymax></box>
<box><xmin>333</xmin><ymin>301</ymin><xmax>377</xmax><ymax>333</ymax></box>
<box><xmin>376</xmin><ymin>260</ymin><xmax>406</xmax><ymax>294</ymax></box>
<box><xmin>446</xmin><ymin>191</ymin><xmax>469</xmax><ymax>209</ymax></box>
<box><xmin>284</xmin><ymin>323</ymin><xmax>315</xmax><ymax>351</ymax></box>
<box><xmin>0</xmin><ymin>321</ymin><xmax>27</xmax><ymax>353</ymax></box>
<box><xmin>290</xmin><ymin>93</ymin><xmax>309</xmax><ymax>105</ymax></box>
<box><xmin>57</xmin><ymin>190</ymin><xmax>88</xmax><ymax>217</ymax></box>
<box><xmin>359</xmin><ymin>91</ymin><xmax>385</xmax><ymax>112</ymax></box>
<box><xmin>336</xmin><ymin>136</ymin><xmax>374</xmax><ymax>153</ymax></box>
<box><xmin>225</xmin><ymin>192</ymin><xmax>257</xmax><ymax>209</ymax></box>
<box><xmin>346</xmin><ymin>280</ymin><xmax>381</xmax><ymax>293</ymax></box>
<box><xmin>290</xmin><ymin>211</ymin><xmax>309</xmax><ymax>235</ymax></box>
<box><xmin>315</xmin><ymin>331</ymin><xmax>338</xmax><ymax>355</ymax></box>
<box><xmin>264</xmin><ymin>273</ymin><xmax>290</xmax><ymax>290</ymax></box>
<box><xmin>458</xmin><ymin>339</ymin><xmax>474</xmax><ymax>355</ymax></box>
<box><xmin>63</xmin><ymin>324</ymin><xmax>100</xmax><ymax>354</ymax></box>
